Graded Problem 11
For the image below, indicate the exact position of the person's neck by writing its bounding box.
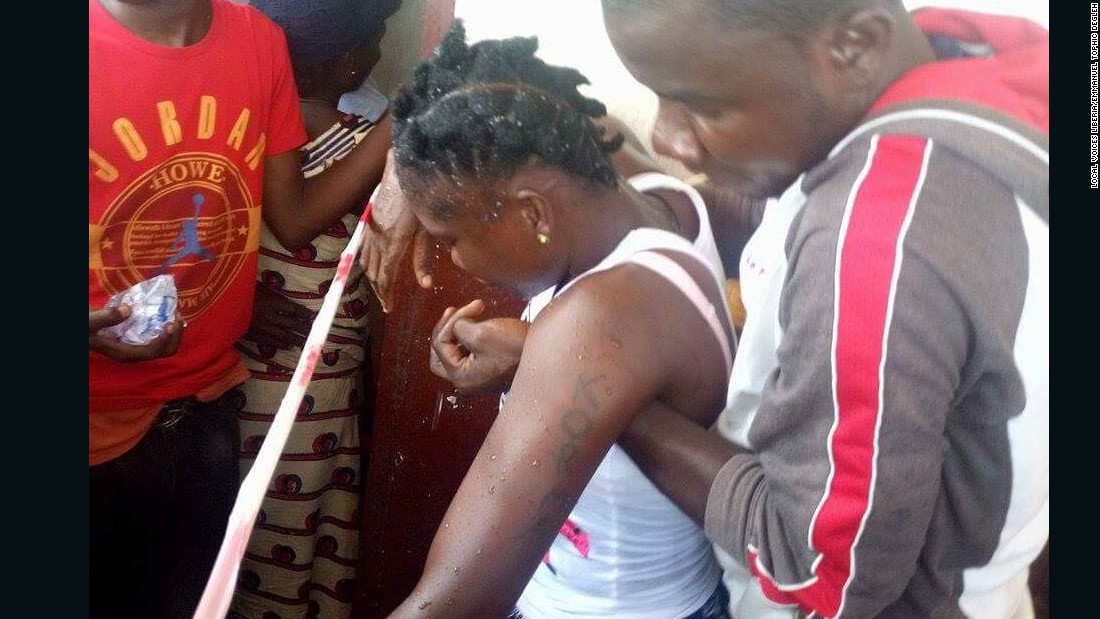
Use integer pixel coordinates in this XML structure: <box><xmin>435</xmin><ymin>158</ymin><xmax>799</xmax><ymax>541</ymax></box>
<box><xmin>818</xmin><ymin>19</ymin><xmax>939</xmax><ymax>172</ymax></box>
<box><xmin>565</xmin><ymin>181</ymin><xmax>673</xmax><ymax>279</ymax></box>
<box><xmin>297</xmin><ymin>80</ymin><xmax>343</xmax><ymax>107</ymax></box>
<box><xmin>875</xmin><ymin>18</ymin><xmax>938</xmax><ymax>99</ymax></box>
<box><xmin>300</xmin><ymin>95</ymin><xmax>339</xmax><ymax>107</ymax></box>
<box><xmin>98</xmin><ymin>0</ymin><xmax>213</xmax><ymax>47</ymax></box>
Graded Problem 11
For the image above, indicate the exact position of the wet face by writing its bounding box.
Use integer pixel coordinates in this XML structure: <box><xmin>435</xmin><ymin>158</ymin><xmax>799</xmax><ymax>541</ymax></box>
<box><xmin>603</xmin><ymin>4</ymin><xmax>840</xmax><ymax>199</ymax></box>
<box><xmin>399</xmin><ymin>171</ymin><xmax>562</xmax><ymax>300</ymax></box>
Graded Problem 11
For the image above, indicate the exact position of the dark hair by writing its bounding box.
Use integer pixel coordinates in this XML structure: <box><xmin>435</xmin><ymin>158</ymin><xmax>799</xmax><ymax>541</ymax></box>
<box><xmin>391</xmin><ymin>20</ymin><xmax>624</xmax><ymax>202</ymax></box>
<box><xmin>253</xmin><ymin>0</ymin><xmax>402</xmax><ymax>72</ymax></box>
<box><xmin>602</xmin><ymin>0</ymin><xmax>898</xmax><ymax>42</ymax></box>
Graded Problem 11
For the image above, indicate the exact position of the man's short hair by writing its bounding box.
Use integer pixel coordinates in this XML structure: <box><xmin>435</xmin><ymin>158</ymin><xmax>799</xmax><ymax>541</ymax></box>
<box><xmin>603</xmin><ymin>0</ymin><xmax>899</xmax><ymax>41</ymax></box>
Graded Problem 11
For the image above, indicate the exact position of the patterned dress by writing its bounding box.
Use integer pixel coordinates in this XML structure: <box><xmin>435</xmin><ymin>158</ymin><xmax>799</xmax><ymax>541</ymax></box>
<box><xmin>231</xmin><ymin>112</ymin><xmax>379</xmax><ymax>619</ymax></box>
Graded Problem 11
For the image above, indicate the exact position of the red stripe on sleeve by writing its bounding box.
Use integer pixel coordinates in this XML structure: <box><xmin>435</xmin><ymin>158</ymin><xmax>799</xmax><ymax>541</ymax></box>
<box><xmin>750</xmin><ymin>135</ymin><xmax>930</xmax><ymax>618</ymax></box>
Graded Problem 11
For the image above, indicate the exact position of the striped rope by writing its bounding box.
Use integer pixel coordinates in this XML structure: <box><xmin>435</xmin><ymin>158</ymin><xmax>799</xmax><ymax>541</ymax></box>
<box><xmin>192</xmin><ymin>189</ymin><xmax>378</xmax><ymax>619</ymax></box>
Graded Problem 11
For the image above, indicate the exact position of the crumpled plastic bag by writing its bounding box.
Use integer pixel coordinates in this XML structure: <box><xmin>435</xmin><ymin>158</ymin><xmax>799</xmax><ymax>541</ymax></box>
<box><xmin>98</xmin><ymin>274</ymin><xmax>179</xmax><ymax>345</ymax></box>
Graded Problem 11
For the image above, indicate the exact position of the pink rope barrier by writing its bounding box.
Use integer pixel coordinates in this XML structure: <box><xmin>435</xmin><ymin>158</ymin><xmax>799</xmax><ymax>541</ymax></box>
<box><xmin>192</xmin><ymin>192</ymin><xmax>377</xmax><ymax>619</ymax></box>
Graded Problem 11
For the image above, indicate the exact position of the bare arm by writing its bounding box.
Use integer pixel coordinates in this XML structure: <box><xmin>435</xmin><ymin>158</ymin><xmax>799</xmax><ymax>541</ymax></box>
<box><xmin>262</xmin><ymin>114</ymin><xmax>392</xmax><ymax>252</ymax></box>
<box><xmin>260</xmin><ymin>148</ymin><xmax>307</xmax><ymax>251</ymax></box>
<box><xmin>388</xmin><ymin>254</ymin><xmax>734</xmax><ymax>618</ymax></box>
<box><xmin>387</xmin><ymin>278</ymin><xmax>668</xmax><ymax>619</ymax></box>
<box><xmin>617</xmin><ymin>402</ymin><xmax>742</xmax><ymax>526</ymax></box>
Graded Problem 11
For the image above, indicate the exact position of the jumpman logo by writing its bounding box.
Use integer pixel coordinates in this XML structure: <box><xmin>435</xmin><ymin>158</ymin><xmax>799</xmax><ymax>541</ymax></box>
<box><xmin>156</xmin><ymin>193</ymin><xmax>217</xmax><ymax>275</ymax></box>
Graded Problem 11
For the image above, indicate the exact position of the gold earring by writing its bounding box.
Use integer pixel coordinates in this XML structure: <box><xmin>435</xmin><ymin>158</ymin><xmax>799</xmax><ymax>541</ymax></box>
<box><xmin>537</xmin><ymin>233</ymin><xmax>549</xmax><ymax>245</ymax></box>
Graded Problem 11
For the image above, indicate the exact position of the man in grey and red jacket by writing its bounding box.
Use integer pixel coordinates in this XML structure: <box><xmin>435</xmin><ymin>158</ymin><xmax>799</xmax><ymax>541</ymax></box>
<box><xmin>601</xmin><ymin>2</ymin><xmax>1048</xmax><ymax>618</ymax></box>
<box><xmin>360</xmin><ymin>1</ymin><xmax>1048</xmax><ymax>616</ymax></box>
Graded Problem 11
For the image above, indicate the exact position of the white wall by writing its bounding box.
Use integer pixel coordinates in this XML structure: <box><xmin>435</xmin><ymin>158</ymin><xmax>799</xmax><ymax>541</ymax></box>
<box><xmin>370</xmin><ymin>0</ymin><xmax>429</xmax><ymax>97</ymax></box>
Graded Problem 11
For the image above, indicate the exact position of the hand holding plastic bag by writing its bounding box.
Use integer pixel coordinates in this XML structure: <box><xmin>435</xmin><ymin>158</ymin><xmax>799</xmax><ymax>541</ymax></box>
<box><xmin>90</xmin><ymin>275</ymin><xmax>186</xmax><ymax>362</ymax></box>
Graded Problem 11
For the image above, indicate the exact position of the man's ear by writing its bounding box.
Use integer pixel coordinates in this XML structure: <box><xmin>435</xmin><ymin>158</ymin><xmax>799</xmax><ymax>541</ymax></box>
<box><xmin>825</xmin><ymin>6</ymin><xmax>896</xmax><ymax>88</ymax></box>
<box><xmin>516</xmin><ymin>188</ymin><xmax>553</xmax><ymax>237</ymax></box>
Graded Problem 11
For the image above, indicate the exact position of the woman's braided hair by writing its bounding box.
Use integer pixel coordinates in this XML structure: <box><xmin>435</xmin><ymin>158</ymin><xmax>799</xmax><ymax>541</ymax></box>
<box><xmin>392</xmin><ymin>20</ymin><xmax>624</xmax><ymax>199</ymax></box>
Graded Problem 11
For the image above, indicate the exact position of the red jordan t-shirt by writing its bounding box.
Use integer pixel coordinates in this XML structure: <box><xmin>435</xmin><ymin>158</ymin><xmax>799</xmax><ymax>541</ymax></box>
<box><xmin>89</xmin><ymin>0</ymin><xmax>306</xmax><ymax>463</ymax></box>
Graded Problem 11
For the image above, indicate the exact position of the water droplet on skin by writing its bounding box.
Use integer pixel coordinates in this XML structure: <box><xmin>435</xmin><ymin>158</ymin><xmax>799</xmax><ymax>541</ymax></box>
<box><xmin>443</xmin><ymin>522</ymin><xmax>449</xmax><ymax>528</ymax></box>
<box><xmin>490</xmin><ymin>454</ymin><xmax>497</xmax><ymax>461</ymax></box>
<box><xmin>446</xmin><ymin>395</ymin><xmax>458</xmax><ymax>406</ymax></box>
<box><xmin>488</xmin><ymin>484</ymin><xmax>495</xmax><ymax>494</ymax></box>
<box><xmin>531</xmin><ymin>460</ymin><xmax>539</xmax><ymax>467</ymax></box>
<box><xmin>452</xmin><ymin>566</ymin><xmax>461</xmax><ymax>574</ymax></box>
<box><xmin>418</xmin><ymin>600</ymin><xmax>432</xmax><ymax>610</ymax></box>
<box><xmin>476</xmin><ymin>548</ymin><xmax>482</xmax><ymax>555</ymax></box>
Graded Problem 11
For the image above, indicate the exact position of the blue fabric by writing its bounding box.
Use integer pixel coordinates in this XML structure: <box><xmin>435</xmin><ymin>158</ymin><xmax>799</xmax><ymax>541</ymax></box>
<box><xmin>506</xmin><ymin>582</ymin><xmax>732</xmax><ymax>619</ymax></box>
<box><xmin>251</xmin><ymin>0</ymin><xmax>396</xmax><ymax>70</ymax></box>
<box><xmin>339</xmin><ymin>77</ymin><xmax>390</xmax><ymax>122</ymax></box>
<box><xmin>682</xmin><ymin>582</ymin><xmax>732</xmax><ymax>619</ymax></box>
<box><xmin>927</xmin><ymin>33</ymin><xmax>992</xmax><ymax>60</ymax></box>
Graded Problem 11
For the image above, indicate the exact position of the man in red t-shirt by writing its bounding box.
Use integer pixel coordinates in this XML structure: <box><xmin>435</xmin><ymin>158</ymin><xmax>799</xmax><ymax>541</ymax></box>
<box><xmin>88</xmin><ymin>0</ymin><xmax>365</xmax><ymax>616</ymax></box>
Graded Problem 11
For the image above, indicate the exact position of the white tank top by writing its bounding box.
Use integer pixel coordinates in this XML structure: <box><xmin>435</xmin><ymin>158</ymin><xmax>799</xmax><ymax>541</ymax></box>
<box><xmin>513</xmin><ymin>173</ymin><xmax>730</xmax><ymax>619</ymax></box>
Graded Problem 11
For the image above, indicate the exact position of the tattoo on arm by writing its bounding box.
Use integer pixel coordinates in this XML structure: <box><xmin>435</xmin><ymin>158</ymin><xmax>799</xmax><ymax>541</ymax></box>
<box><xmin>519</xmin><ymin>372</ymin><xmax>607</xmax><ymax>541</ymax></box>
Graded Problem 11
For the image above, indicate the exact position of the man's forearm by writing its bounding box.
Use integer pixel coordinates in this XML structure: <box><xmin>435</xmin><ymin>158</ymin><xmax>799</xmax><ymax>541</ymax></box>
<box><xmin>618</xmin><ymin>403</ymin><xmax>743</xmax><ymax>526</ymax></box>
